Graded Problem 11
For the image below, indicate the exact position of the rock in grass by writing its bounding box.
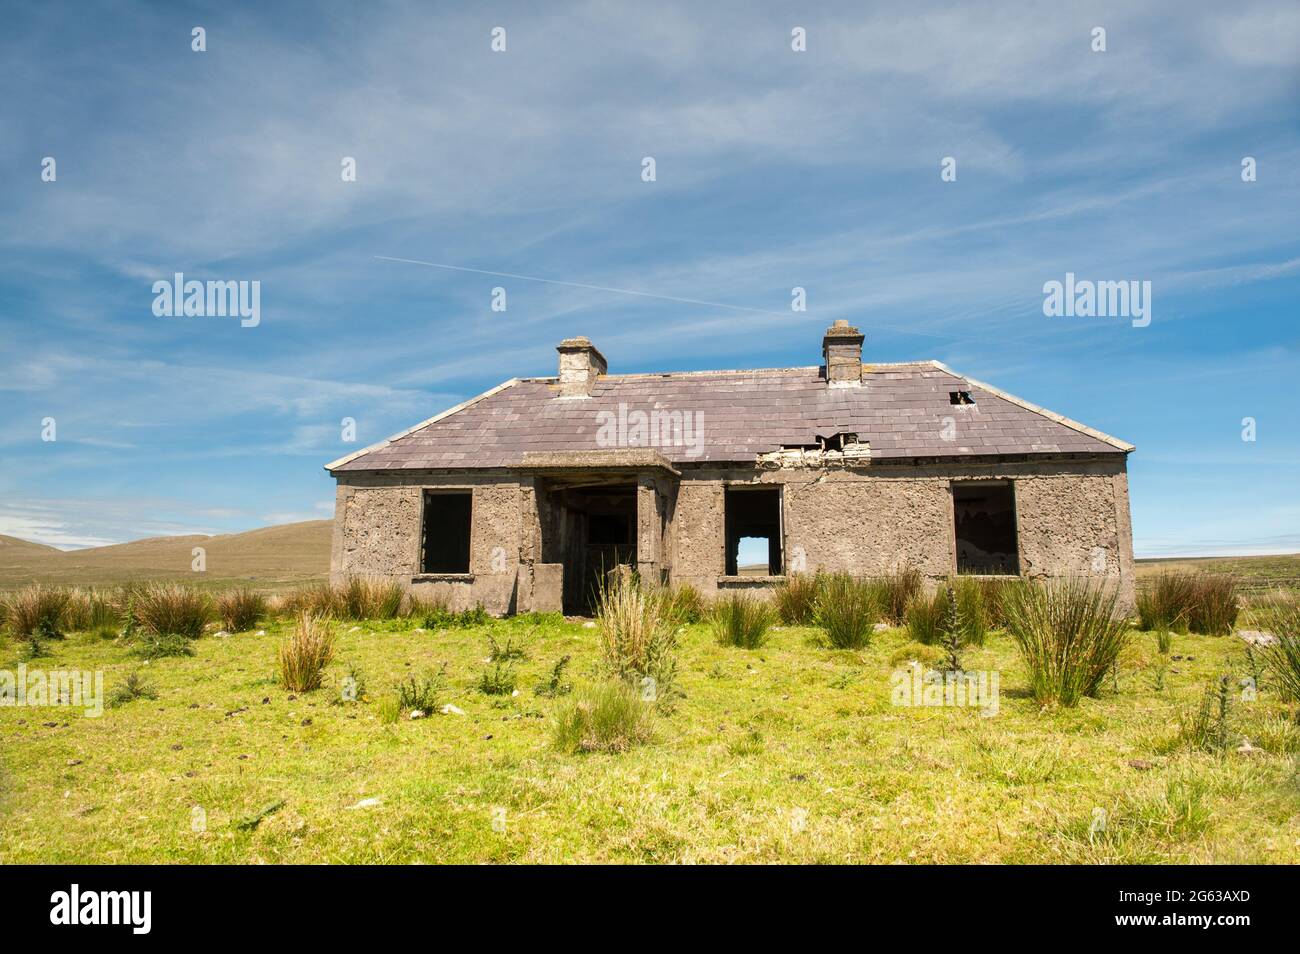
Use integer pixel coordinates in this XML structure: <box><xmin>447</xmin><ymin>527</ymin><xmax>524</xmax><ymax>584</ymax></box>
<box><xmin>234</xmin><ymin>799</ymin><xmax>285</xmax><ymax>831</ymax></box>
<box><xmin>1128</xmin><ymin>759</ymin><xmax>1154</xmax><ymax>771</ymax></box>
<box><xmin>348</xmin><ymin>797</ymin><xmax>382</xmax><ymax>810</ymax></box>
<box><xmin>410</xmin><ymin>709</ymin><xmax>426</xmax><ymax>720</ymax></box>
<box><xmin>440</xmin><ymin>704</ymin><xmax>465</xmax><ymax>716</ymax></box>
<box><xmin>1238</xmin><ymin>630</ymin><xmax>1278</xmax><ymax>647</ymax></box>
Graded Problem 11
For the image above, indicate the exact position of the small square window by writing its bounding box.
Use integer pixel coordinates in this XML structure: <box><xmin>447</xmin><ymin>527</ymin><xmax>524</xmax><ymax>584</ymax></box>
<box><xmin>949</xmin><ymin>391</ymin><xmax>975</xmax><ymax>405</ymax></box>
<box><xmin>724</xmin><ymin>487</ymin><xmax>783</xmax><ymax>576</ymax></box>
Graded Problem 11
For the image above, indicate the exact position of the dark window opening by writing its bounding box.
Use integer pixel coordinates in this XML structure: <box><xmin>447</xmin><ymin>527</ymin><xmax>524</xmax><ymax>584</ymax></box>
<box><xmin>950</xmin><ymin>390</ymin><xmax>975</xmax><ymax>405</ymax></box>
<box><xmin>953</xmin><ymin>482</ymin><xmax>1018</xmax><ymax>575</ymax></box>
<box><xmin>421</xmin><ymin>491</ymin><xmax>472</xmax><ymax>573</ymax></box>
<box><xmin>725</xmin><ymin>487</ymin><xmax>783</xmax><ymax>576</ymax></box>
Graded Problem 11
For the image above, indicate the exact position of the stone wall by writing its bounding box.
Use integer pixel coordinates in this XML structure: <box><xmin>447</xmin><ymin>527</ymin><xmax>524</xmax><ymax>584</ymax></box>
<box><xmin>668</xmin><ymin>457</ymin><xmax>1134</xmax><ymax>608</ymax></box>
<box><xmin>330</xmin><ymin>455</ymin><xmax>1134</xmax><ymax>614</ymax></box>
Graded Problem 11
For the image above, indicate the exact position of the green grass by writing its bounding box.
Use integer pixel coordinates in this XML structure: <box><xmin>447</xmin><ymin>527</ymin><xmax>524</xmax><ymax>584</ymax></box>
<box><xmin>2</xmin><ymin>611</ymin><xmax>1299</xmax><ymax>863</ymax></box>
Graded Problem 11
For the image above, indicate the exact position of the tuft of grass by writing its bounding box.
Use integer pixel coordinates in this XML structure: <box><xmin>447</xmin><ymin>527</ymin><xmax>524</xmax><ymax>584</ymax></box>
<box><xmin>877</xmin><ymin>564</ymin><xmax>922</xmax><ymax>626</ymax></box>
<box><xmin>478</xmin><ymin>659</ymin><xmax>518</xmax><ymax>695</ymax></box>
<box><xmin>1257</xmin><ymin>595</ymin><xmax>1300</xmax><ymax>703</ymax></box>
<box><xmin>131</xmin><ymin>584</ymin><xmax>211</xmax><ymax>639</ymax></box>
<box><xmin>1136</xmin><ymin>573</ymin><xmax>1196</xmax><ymax>634</ymax></box>
<box><xmin>975</xmin><ymin>578</ymin><xmax>1018</xmax><ymax>630</ymax></box>
<box><xmin>132</xmin><ymin>633</ymin><xmax>196</xmax><ymax>660</ymax></box>
<box><xmin>274</xmin><ymin>582</ymin><xmax>339</xmax><ymax>619</ymax></box>
<box><xmin>424</xmin><ymin>604</ymin><xmax>490</xmax><ymax>629</ymax></box>
<box><xmin>3</xmin><ymin>585</ymin><xmax>72</xmax><ymax>638</ymax></box>
<box><xmin>951</xmin><ymin>576</ymin><xmax>988</xmax><ymax>646</ymax></box>
<box><xmin>108</xmin><ymin>670</ymin><xmax>158</xmax><ymax>708</ymax></box>
<box><xmin>908</xmin><ymin>580</ymin><xmax>988</xmax><ymax>647</ymax></box>
<box><xmin>214</xmin><ymin>588</ymin><xmax>266</xmax><ymax>632</ymax></box>
<box><xmin>552</xmin><ymin>681</ymin><xmax>654</xmax><ymax>754</ymax></box>
<box><xmin>1188</xmin><ymin>575</ymin><xmax>1239</xmax><ymax>636</ymax></box>
<box><xmin>402</xmin><ymin>589</ymin><xmax>445</xmax><ymax>620</ymax></box>
<box><xmin>340</xmin><ymin>576</ymin><xmax>405</xmax><ymax>620</ymax></box>
<box><xmin>534</xmin><ymin>655</ymin><xmax>573</xmax><ymax>697</ymax></box>
<box><xmin>813</xmin><ymin>573</ymin><xmax>879</xmax><ymax>649</ymax></box>
<box><xmin>20</xmin><ymin>622</ymin><xmax>55</xmax><ymax>660</ymax></box>
<box><xmin>663</xmin><ymin>583</ymin><xmax>706</xmax><ymax>625</ymax></box>
<box><xmin>486</xmin><ymin>634</ymin><xmax>527</xmax><ymax>662</ymax></box>
<box><xmin>63</xmin><ymin>587</ymin><xmax>121</xmax><ymax>632</ymax></box>
<box><xmin>395</xmin><ymin>664</ymin><xmax>447</xmax><ymax>713</ymax></box>
<box><xmin>1176</xmin><ymin>674</ymin><xmax>1235</xmax><ymax>753</ymax></box>
<box><xmin>709</xmin><ymin>592</ymin><xmax>775</xmax><ymax>648</ymax></box>
<box><xmin>277</xmin><ymin>613</ymin><xmax>336</xmax><ymax>692</ymax></box>
<box><xmin>906</xmin><ymin>588</ymin><xmax>946</xmax><ymax>645</ymax></box>
<box><xmin>595</xmin><ymin>574</ymin><xmax>678</xmax><ymax>698</ymax></box>
<box><xmin>1001</xmin><ymin>578</ymin><xmax>1130</xmax><ymax>708</ymax></box>
<box><xmin>774</xmin><ymin>572</ymin><xmax>822</xmax><ymax>625</ymax></box>
<box><xmin>1137</xmin><ymin>573</ymin><xmax>1239</xmax><ymax>636</ymax></box>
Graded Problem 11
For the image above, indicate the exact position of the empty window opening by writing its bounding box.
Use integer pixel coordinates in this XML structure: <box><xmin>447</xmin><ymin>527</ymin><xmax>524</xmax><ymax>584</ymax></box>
<box><xmin>725</xmin><ymin>487</ymin><xmax>783</xmax><ymax>576</ymax></box>
<box><xmin>950</xmin><ymin>390</ymin><xmax>975</xmax><ymax>405</ymax></box>
<box><xmin>953</xmin><ymin>482</ymin><xmax>1018</xmax><ymax>575</ymax></box>
<box><xmin>421</xmin><ymin>491</ymin><xmax>472</xmax><ymax>573</ymax></box>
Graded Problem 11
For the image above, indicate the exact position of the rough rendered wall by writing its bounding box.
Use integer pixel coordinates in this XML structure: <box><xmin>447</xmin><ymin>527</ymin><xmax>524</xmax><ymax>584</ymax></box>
<box><xmin>671</xmin><ymin>479</ymin><xmax>725</xmax><ymax>593</ymax></box>
<box><xmin>330</xmin><ymin>472</ymin><xmax>528</xmax><ymax>615</ymax></box>
<box><xmin>669</xmin><ymin>457</ymin><xmax>1134</xmax><ymax>607</ymax></box>
<box><xmin>784</xmin><ymin>474</ymin><xmax>953</xmax><ymax>577</ymax></box>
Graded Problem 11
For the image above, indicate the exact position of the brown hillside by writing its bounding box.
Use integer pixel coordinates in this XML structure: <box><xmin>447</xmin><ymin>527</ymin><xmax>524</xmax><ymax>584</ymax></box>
<box><xmin>0</xmin><ymin>520</ymin><xmax>332</xmax><ymax>590</ymax></box>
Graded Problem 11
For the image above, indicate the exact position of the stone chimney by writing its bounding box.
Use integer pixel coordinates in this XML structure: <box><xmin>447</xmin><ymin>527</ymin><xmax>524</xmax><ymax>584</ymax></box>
<box><xmin>556</xmin><ymin>336</ymin><xmax>607</xmax><ymax>398</ymax></box>
<box><xmin>822</xmin><ymin>319</ymin><xmax>864</xmax><ymax>387</ymax></box>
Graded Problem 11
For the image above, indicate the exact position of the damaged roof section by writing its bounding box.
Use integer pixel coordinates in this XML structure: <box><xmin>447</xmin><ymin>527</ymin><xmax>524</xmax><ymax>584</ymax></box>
<box><xmin>328</xmin><ymin>361</ymin><xmax>1133</xmax><ymax>473</ymax></box>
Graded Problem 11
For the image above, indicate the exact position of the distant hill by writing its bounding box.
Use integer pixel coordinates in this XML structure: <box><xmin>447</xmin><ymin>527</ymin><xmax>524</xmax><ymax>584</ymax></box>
<box><xmin>0</xmin><ymin>534</ymin><xmax>63</xmax><ymax>557</ymax></box>
<box><xmin>0</xmin><ymin>521</ymin><xmax>332</xmax><ymax>590</ymax></box>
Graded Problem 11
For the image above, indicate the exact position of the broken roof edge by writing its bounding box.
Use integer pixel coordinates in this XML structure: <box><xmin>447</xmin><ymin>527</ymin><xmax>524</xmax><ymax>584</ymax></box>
<box><xmin>928</xmin><ymin>360</ymin><xmax>1135</xmax><ymax>453</ymax></box>
<box><xmin>323</xmin><ymin>378</ymin><xmax>522</xmax><ymax>473</ymax></box>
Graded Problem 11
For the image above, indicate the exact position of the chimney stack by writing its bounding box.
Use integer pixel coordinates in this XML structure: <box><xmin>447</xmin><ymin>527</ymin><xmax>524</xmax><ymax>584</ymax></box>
<box><xmin>822</xmin><ymin>319</ymin><xmax>864</xmax><ymax>387</ymax></box>
<box><xmin>556</xmin><ymin>336</ymin><xmax>607</xmax><ymax>398</ymax></box>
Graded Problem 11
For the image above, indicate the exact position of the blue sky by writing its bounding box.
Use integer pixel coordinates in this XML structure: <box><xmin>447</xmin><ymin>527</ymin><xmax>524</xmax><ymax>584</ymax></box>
<box><xmin>1</xmin><ymin>0</ymin><xmax>1297</xmax><ymax>556</ymax></box>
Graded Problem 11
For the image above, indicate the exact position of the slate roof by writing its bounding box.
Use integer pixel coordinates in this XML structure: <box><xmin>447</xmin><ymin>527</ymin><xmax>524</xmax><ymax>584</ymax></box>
<box><xmin>328</xmin><ymin>361</ymin><xmax>1131</xmax><ymax>473</ymax></box>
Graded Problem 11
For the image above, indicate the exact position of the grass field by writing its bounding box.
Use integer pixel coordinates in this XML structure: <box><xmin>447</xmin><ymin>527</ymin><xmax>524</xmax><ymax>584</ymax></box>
<box><xmin>1136</xmin><ymin>553</ymin><xmax>1300</xmax><ymax>595</ymax></box>
<box><xmin>3</xmin><ymin>609</ymin><xmax>1298</xmax><ymax>864</ymax></box>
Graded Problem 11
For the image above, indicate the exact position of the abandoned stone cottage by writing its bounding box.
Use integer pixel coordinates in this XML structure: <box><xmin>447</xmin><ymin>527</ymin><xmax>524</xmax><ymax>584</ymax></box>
<box><xmin>326</xmin><ymin>322</ymin><xmax>1135</xmax><ymax>615</ymax></box>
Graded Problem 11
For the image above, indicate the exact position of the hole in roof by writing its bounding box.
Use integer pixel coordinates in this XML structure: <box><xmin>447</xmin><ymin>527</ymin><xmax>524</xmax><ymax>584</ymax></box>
<box><xmin>819</xmin><ymin>432</ymin><xmax>859</xmax><ymax>451</ymax></box>
<box><xmin>949</xmin><ymin>391</ymin><xmax>975</xmax><ymax>405</ymax></box>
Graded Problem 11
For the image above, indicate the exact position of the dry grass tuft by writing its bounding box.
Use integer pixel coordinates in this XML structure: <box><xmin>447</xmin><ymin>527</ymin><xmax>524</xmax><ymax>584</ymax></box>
<box><xmin>277</xmin><ymin>612</ymin><xmax>336</xmax><ymax>692</ymax></box>
<box><xmin>131</xmin><ymin>583</ymin><xmax>211</xmax><ymax>639</ymax></box>
<box><xmin>215</xmin><ymin>588</ymin><xmax>266</xmax><ymax>632</ymax></box>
